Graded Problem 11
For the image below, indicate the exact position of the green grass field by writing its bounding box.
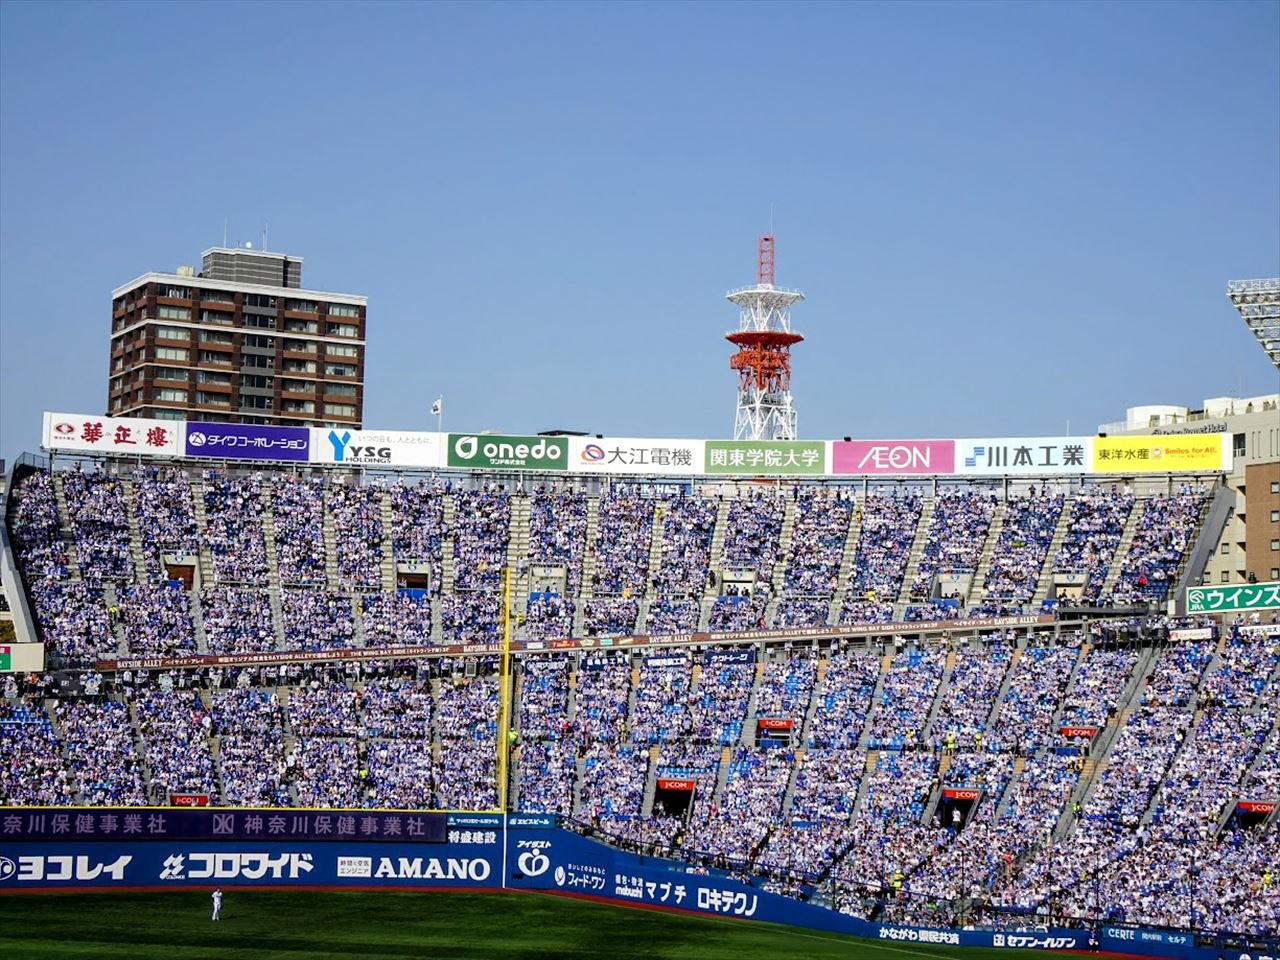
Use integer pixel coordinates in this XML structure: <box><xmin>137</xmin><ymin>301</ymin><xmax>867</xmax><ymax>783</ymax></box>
<box><xmin>0</xmin><ymin>890</ymin><xmax>1050</xmax><ymax>959</ymax></box>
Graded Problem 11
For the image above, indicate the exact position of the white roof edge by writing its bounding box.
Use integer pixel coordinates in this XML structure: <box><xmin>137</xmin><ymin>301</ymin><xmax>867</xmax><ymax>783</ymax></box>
<box><xmin>200</xmin><ymin>247</ymin><xmax>304</xmax><ymax>262</ymax></box>
<box><xmin>112</xmin><ymin>272</ymin><xmax>366</xmax><ymax>305</ymax></box>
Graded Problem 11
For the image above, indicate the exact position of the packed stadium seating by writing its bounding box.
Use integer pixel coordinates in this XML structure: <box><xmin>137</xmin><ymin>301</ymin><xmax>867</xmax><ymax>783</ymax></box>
<box><xmin>3</xmin><ymin>463</ymin><xmax>1275</xmax><ymax>939</ymax></box>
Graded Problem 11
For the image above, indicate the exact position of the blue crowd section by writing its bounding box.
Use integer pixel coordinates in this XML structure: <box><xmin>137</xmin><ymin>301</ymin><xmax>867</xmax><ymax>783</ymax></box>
<box><xmin>5</xmin><ymin>466</ymin><xmax>1214</xmax><ymax>665</ymax></box>
<box><xmin>0</xmin><ymin>815</ymin><xmax>1270</xmax><ymax>960</ymax></box>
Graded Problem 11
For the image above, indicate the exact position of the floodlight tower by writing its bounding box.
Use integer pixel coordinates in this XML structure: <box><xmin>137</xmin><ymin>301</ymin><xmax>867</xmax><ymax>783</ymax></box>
<box><xmin>726</xmin><ymin>236</ymin><xmax>806</xmax><ymax>440</ymax></box>
<box><xmin>1226</xmin><ymin>278</ymin><xmax>1280</xmax><ymax>371</ymax></box>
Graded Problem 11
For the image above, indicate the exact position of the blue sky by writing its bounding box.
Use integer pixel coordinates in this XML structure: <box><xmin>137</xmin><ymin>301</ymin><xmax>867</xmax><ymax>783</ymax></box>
<box><xmin>1</xmin><ymin>0</ymin><xmax>1277</xmax><ymax>463</ymax></box>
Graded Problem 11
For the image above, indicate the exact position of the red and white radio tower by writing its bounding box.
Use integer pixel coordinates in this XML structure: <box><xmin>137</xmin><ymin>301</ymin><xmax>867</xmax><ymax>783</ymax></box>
<box><xmin>726</xmin><ymin>236</ymin><xmax>805</xmax><ymax>440</ymax></box>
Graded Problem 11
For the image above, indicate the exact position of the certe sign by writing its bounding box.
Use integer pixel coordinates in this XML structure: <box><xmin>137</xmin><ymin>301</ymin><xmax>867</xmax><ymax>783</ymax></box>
<box><xmin>447</xmin><ymin>434</ymin><xmax>568</xmax><ymax>471</ymax></box>
<box><xmin>1186</xmin><ymin>581</ymin><xmax>1280</xmax><ymax>614</ymax></box>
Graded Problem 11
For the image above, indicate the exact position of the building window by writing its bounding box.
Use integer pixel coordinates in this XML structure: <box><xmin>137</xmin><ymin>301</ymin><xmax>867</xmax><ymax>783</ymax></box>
<box><xmin>1272</xmin><ymin>510</ymin><xmax>1280</xmax><ymax>523</ymax></box>
<box><xmin>156</xmin><ymin>388</ymin><xmax>188</xmax><ymax>403</ymax></box>
<box><xmin>201</xmin><ymin>309</ymin><xmax>234</xmax><ymax>325</ymax></box>
<box><xmin>244</xmin><ymin>314</ymin><xmax>275</xmax><ymax>329</ymax></box>
<box><xmin>328</xmin><ymin>304</ymin><xmax>359</xmax><ymax>318</ymax></box>
<box><xmin>200</xmin><ymin>289</ymin><xmax>234</xmax><ymax>303</ymax></box>
<box><xmin>154</xmin><ymin>324</ymin><xmax>189</xmax><ymax>340</ymax></box>
<box><xmin>196</xmin><ymin>391</ymin><xmax>230</xmax><ymax>406</ymax></box>
<box><xmin>323</xmin><ymin>403</ymin><xmax>356</xmax><ymax>417</ymax></box>
<box><xmin>1272</xmin><ymin>568</ymin><xmax>1279</xmax><ymax>580</ymax></box>
<box><xmin>242</xmin><ymin>354</ymin><xmax>273</xmax><ymax>369</ymax></box>
<box><xmin>199</xmin><ymin>329</ymin><xmax>233</xmax><ymax>344</ymax></box>
<box><xmin>197</xmin><ymin>350</ymin><xmax>231</xmax><ymax>365</ymax></box>
<box><xmin>241</xmin><ymin>395</ymin><xmax>273</xmax><ymax>410</ymax></box>
<box><xmin>244</xmin><ymin>294</ymin><xmax>276</xmax><ymax>308</ymax></box>
<box><xmin>243</xmin><ymin>334</ymin><xmax>276</xmax><ymax>349</ymax></box>
<box><xmin>241</xmin><ymin>374</ymin><xmax>274</xmax><ymax>390</ymax></box>
<box><xmin>282</xmin><ymin>379</ymin><xmax>315</xmax><ymax>393</ymax></box>
<box><xmin>159</xmin><ymin>286</ymin><xmax>191</xmax><ymax>299</ymax></box>
<box><xmin>284</xmin><ymin>339</ymin><xmax>316</xmax><ymax>353</ymax></box>
<box><xmin>197</xmin><ymin>371</ymin><xmax>231</xmax><ymax>385</ymax></box>
<box><xmin>154</xmin><ymin>367</ymin><xmax>188</xmax><ymax>382</ymax></box>
<box><xmin>283</xmin><ymin>400</ymin><xmax>315</xmax><ymax>414</ymax></box>
<box><xmin>1221</xmin><ymin>571</ymin><xmax>1230</xmax><ymax>583</ymax></box>
<box><xmin>287</xmin><ymin>299</ymin><xmax>318</xmax><ymax>313</ymax></box>
<box><xmin>326</xmin><ymin>323</ymin><xmax>358</xmax><ymax>338</ymax></box>
<box><xmin>284</xmin><ymin>359</ymin><xmax>316</xmax><ymax>373</ymax></box>
<box><xmin>326</xmin><ymin>343</ymin><xmax>358</xmax><ymax>358</ymax></box>
<box><xmin>155</xmin><ymin>347</ymin><xmax>189</xmax><ymax>361</ymax></box>
<box><xmin>326</xmin><ymin>383</ymin><xmax>357</xmax><ymax>397</ymax></box>
<box><xmin>1272</xmin><ymin>539</ymin><xmax>1280</xmax><ymax>551</ymax></box>
<box><xmin>284</xmin><ymin>319</ymin><xmax>318</xmax><ymax>334</ymax></box>
<box><xmin>1272</xmin><ymin>481</ymin><xmax>1279</xmax><ymax>494</ymax></box>
<box><xmin>157</xmin><ymin>305</ymin><xmax>192</xmax><ymax>321</ymax></box>
<box><xmin>1221</xmin><ymin>543</ymin><xmax>1229</xmax><ymax>555</ymax></box>
<box><xmin>324</xmin><ymin>362</ymin><xmax>356</xmax><ymax>377</ymax></box>
<box><xmin>153</xmin><ymin>409</ymin><xmax>184</xmax><ymax>420</ymax></box>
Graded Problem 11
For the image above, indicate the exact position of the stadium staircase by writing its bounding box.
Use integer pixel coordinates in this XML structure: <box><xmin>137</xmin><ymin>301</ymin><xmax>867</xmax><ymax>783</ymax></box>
<box><xmin>981</xmin><ymin>644</ymin><xmax>1025</xmax><ymax>734</ymax></box>
<box><xmin>505</xmin><ymin>496</ymin><xmax>530</xmax><ymax>599</ymax></box>
<box><xmin>992</xmin><ymin>755</ymin><xmax>1028</xmax><ymax>820</ymax></box>
<box><xmin>377</xmin><ymin>494</ymin><xmax>396</xmax><ymax>591</ymax></box>
<box><xmin>52</xmin><ymin>475</ymin><xmax>81</xmax><ymax>582</ymax></box>
<box><xmin>639</xmin><ymin>745</ymin><xmax>660</xmax><ymax>817</ymax></box>
<box><xmin>103</xmin><ymin>583</ymin><xmax>126</xmax><ymax>657</ymax></box>
<box><xmin>122</xmin><ymin>475</ymin><xmax>147</xmax><ymax>582</ymax></box>
<box><xmin>351</xmin><ymin>596</ymin><xmax>367</xmax><ymax>647</ymax></box>
<box><xmin>699</xmin><ymin>500</ymin><xmax>733</xmax><ymax>630</ymax></box>
<box><xmin>921</xmin><ymin>646</ymin><xmax>959</xmax><ymax>745</ymax></box>
<box><xmin>192</xmin><ymin>484</ymin><xmax>214</xmax><ymax>575</ymax></box>
<box><xmin>578</xmin><ymin>496</ymin><xmax>600</xmax><ymax>601</ymax></box>
<box><xmin>1098</xmin><ymin>500</ymin><xmax>1144</xmax><ymax>598</ymax></box>
<box><xmin>1173</xmin><ymin>482</ymin><xmax>1234</xmax><ymax>613</ymax></box>
<box><xmin>189</xmin><ymin>592</ymin><xmax>210</xmax><ymax>654</ymax></box>
<box><xmin>857</xmin><ymin>652</ymin><xmax>896</xmax><ymax>750</ymax></box>
<box><xmin>896</xmin><ymin>497</ymin><xmax>937</xmax><ymax>609</ymax></box>
<box><xmin>741</xmin><ymin>656</ymin><xmax>769</xmax><ymax>747</ymax></box>
<box><xmin>1032</xmin><ymin>503</ymin><xmax>1076</xmax><ymax>606</ymax></box>
<box><xmin>322</xmin><ymin>494</ymin><xmax>340</xmax><ymax>590</ymax></box>
<box><xmin>770</xmin><ymin>497</ymin><xmax>799</xmax><ymax>597</ymax></box>
<box><xmin>965</xmin><ymin>498</ymin><xmax>1008</xmax><ymax>609</ymax></box>
<box><xmin>441</xmin><ymin>494</ymin><xmax>457</xmax><ymax>593</ymax></box>
<box><xmin>260</xmin><ymin>484</ymin><xmax>283</xmax><ymax>587</ymax></box>
<box><xmin>712</xmin><ymin>745</ymin><xmax>733</xmax><ymax>803</ymax></box>
<box><xmin>268</xmin><ymin>590</ymin><xmax>287</xmax><ymax>649</ymax></box>
<box><xmin>829</xmin><ymin>495</ymin><xmax>864</xmax><ymax>625</ymax></box>
<box><xmin>1045</xmin><ymin>642</ymin><xmax>1090</xmax><ymax>735</ymax></box>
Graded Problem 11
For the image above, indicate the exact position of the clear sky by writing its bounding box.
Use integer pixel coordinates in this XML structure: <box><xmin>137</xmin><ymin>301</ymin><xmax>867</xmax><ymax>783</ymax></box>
<box><xmin>1</xmin><ymin>0</ymin><xmax>1277</xmax><ymax>463</ymax></box>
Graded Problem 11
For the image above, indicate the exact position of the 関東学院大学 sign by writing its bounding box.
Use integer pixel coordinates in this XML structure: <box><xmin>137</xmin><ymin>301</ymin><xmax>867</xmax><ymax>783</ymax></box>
<box><xmin>447</xmin><ymin>434</ymin><xmax>568</xmax><ymax>471</ymax></box>
<box><xmin>704</xmin><ymin>440</ymin><xmax>825</xmax><ymax>475</ymax></box>
<box><xmin>1186</xmin><ymin>581</ymin><xmax>1280</xmax><ymax>614</ymax></box>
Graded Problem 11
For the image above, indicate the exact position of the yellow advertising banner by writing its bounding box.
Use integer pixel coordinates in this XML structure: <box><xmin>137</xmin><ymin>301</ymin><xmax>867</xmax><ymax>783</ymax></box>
<box><xmin>1091</xmin><ymin>434</ymin><xmax>1228</xmax><ymax>473</ymax></box>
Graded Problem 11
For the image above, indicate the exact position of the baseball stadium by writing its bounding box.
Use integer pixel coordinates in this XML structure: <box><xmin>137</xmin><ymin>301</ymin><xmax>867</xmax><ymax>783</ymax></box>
<box><xmin>2</xmin><ymin>4</ymin><xmax>1279</xmax><ymax>960</ymax></box>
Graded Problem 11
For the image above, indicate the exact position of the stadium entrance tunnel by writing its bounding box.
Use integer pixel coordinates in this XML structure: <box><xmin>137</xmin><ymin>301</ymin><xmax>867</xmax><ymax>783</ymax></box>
<box><xmin>653</xmin><ymin>778</ymin><xmax>695</xmax><ymax>818</ymax></box>
<box><xmin>934</xmin><ymin>788</ymin><xmax>982</xmax><ymax>830</ymax></box>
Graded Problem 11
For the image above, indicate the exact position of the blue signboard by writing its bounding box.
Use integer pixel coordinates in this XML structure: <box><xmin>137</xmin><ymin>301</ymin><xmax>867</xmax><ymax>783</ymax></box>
<box><xmin>184</xmin><ymin>422</ymin><xmax>310</xmax><ymax>462</ymax></box>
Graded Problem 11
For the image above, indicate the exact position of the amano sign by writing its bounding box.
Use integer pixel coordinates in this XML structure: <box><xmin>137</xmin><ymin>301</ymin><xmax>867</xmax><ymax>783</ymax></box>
<box><xmin>447</xmin><ymin>434</ymin><xmax>568</xmax><ymax>471</ymax></box>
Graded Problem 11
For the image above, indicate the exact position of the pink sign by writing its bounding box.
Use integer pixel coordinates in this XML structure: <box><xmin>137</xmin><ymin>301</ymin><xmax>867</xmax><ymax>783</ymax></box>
<box><xmin>833</xmin><ymin>440</ymin><xmax>956</xmax><ymax>475</ymax></box>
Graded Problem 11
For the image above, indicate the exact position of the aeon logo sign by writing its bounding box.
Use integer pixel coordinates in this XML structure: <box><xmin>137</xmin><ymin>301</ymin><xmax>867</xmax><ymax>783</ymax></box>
<box><xmin>834</xmin><ymin>440</ymin><xmax>955</xmax><ymax>476</ymax></box>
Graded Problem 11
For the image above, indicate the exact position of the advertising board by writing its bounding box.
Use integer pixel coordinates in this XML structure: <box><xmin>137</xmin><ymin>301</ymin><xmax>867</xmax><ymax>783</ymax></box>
<box><xmin>184</xmin><ymin>422</ymin><xmax>310</xmax><ymax>462</ymax></box>
<box><xmin>447</xmin><ymin>434</ymin><xmax>568</xmax><ymax>471</ymax></box>
<box><xmin>955</xmin><ymin>437</ymin><xmax>1089</xmax><ymax>476</ymax></box>
<box><xmin>569</xmin><ymin>437</ymin><xmax>703</xmax><ymax>475</ymax></box>
<box><xmin>704</xmin><ymin>440</ymin><xmax>825</xmax><ymax>475</ymax></box>
<box><xmin>311</xmin><ymin>428</ymin><xmax>442</xmax><ymax>468</ymax></box>
<box><xmin>43</xmin><ymin>412</ymin><xmax>183</xmax><ymax>457</ymax></box>
<box><xmin>833</xmin><ymin>439</ymin><xmax>954</xmax><ymax>475</ymax></box>
<box><xmin>1091</xmin><ymin>434</ymin><xmax>1230</xmax><ymax>473</ymax></box>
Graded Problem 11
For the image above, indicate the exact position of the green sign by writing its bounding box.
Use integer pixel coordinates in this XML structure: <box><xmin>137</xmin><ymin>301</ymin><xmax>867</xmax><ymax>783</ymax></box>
<box><xmin>1186</xmin><ymin>581</ymin><xmax>1280</xmax><ymax>613</ymax></box>
<box><xmin>704</xmin><ymin>440</ymin><xmax>826</xmax><ymax>475</ymax></box>
<box><xmin>447</xmin><ymin>434</ymin><xmax>568</xmax><ymax>471</ymax></box>
<box><xmin>0</xmin><ymin>646</ymin><xmax>9</xmax><ymax>671</ymax></box>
